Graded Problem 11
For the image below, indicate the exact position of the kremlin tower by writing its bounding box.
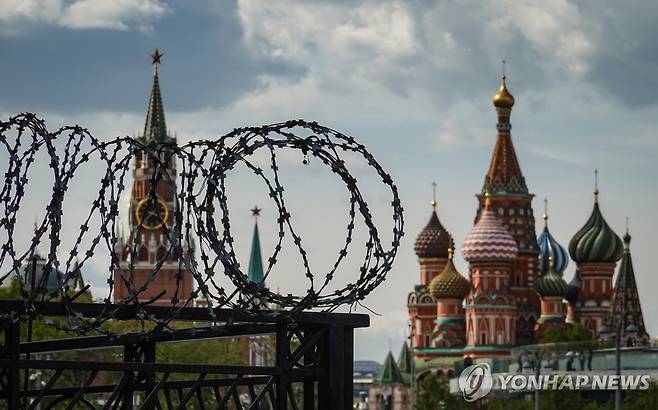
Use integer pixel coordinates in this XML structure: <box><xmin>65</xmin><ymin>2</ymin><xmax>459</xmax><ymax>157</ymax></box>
<box><xmin>568</xmin><ymin>173</ymin><xmax>624</xmax><ymax>336</ymax></box>
<box><xmin>113</xmin><ymin>50</ymin><xmax>194</xmax><ymax>305</ymax></box>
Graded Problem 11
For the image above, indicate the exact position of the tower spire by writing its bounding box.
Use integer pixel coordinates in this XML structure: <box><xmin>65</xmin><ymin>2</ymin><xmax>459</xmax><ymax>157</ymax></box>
<box><xmin>431</xmin><ymin>181</ymin><xmax>437</xmax><ymax>211</ymax></box>
<box><xmin>606</xmin><ymin>223</ymin><xmax>649</xmax><ymax>345</ymax></box>
<box><xmin>543</xmin><ymin>198</ymin><xmax>549</xmax><ymax>227</ymax></box>
<box><xmin>247</xmin><ymin>206</ymin><xmax>264</xmax><ymax>284</ymax></box>
<box><xmin>143</xmin><ymin>48</ymin><xmax>168</xmax><ymax>143</ymax></box>
<box><xmin>484</xmin><ymin>67</ymin><xmax>527</xmax><ymax>195</ymax></box>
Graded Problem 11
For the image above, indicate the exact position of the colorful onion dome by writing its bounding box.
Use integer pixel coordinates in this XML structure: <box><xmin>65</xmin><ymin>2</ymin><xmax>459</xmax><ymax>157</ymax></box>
<box><xmin>429</xmin><ymin>248</ymin><xmax>471</xmax><ymax>299</ymax></box>
<box><xmin>414</xmin><ymin>188</ymin><xmax>453</xmax><ymax>259</ymax></box>
<box><xmin>492</xmin><ymin>74</ymin><xmax>515</xmax><ymax>108</ymax></box>
<box><xmin>462</xmin><ymin>193</ymin><xmax>518</xmax><ymax>262</ymax></box>
<box><xmin>536</xmin><ymin>257</ymin><xmax>569</xmax><ymax>298</ymax></box>
<box><xmin>537</xmin><ymin>201</ymin><xmax>568</xmax><ymax>274</ymax></box>
<box><xmin>568</xmin><ymin>188</ymin><xmax>623</xmax><ymax>263</ymax></box>
<box><xmin>565</xmin><ymin>270</ymin><xmax>582</xmax><ymax>303</ymax></box>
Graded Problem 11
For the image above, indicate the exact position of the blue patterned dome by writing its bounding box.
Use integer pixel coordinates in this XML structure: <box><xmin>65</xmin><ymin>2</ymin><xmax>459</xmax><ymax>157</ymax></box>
<box><xmin>537</xmin><ymin>211</ymin><xmax>568</xmax><ymax>275</ymax></box>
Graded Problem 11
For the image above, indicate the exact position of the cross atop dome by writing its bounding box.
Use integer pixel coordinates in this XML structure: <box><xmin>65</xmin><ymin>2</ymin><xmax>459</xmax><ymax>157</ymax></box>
<box><xmin>431</xmin><ymin>181</ymin><xmax>437</xmax><ymax>210</ymax></box>
<box><xmin>493</xmin><ymin>60</ymin><xmax>515</xmax><ymax>109</ymax></box>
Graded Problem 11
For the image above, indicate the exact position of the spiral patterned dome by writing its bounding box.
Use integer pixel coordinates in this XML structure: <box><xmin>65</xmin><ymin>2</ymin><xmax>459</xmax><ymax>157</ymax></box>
<box><xmin>414</xmin><ymin>208</ymin><xmax>453</xmax><ymax>259</ymax></box>
<box><xmin>536</xmin><ymin>260</ymin><xmax>569</xmax><ymax>298</ymax></box>
<box><xmin>429</xmin><ymin>250</ymin><xmax>471</xmax><ymax>299</ymax></box>
<box><xmin>538</xmin><ymin>220</ymin><xmax>568</xmax><ymax>275</ymax></box>
<box><xmin>568</xmin><ymin>200</ymin><xmax>623</xmax><ymax>263</ymax></box>
<box><xmin>565</xmin><ymin>270</ymin><xmax>582</xmax><ymax>303</ymax></box>
<box><xmin>462</xmin><ymin>195</ymin><xmax>518</xmax><ymax>262</ymax></box>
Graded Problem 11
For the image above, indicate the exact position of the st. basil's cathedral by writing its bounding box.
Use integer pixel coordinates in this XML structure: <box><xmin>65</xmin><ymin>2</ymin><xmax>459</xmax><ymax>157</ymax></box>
<box><xmin>407</xmin><ymin>73</ymin><xmax>649</xmax><ymax>364</ymax></box>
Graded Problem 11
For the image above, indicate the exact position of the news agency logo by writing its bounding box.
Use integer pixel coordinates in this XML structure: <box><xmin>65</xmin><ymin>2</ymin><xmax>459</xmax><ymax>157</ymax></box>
<box><xmin>458</xmin><ymin>365</ymin><xmax>652</xmax><ymax>402</ymax></box>
<box><xmin>458</xmin><ymin>363</ymin><xmax>493</xmax><ymax>402</ymax></box>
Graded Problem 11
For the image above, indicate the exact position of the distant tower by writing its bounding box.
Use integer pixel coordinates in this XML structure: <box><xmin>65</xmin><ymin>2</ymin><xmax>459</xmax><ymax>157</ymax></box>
<box><xmin>429</xmin><ymin>248</ymin><xmax>470</xmax><ymax>348</ymax></box>
<box><xmin>368</xmin><ymin>349</ymin><xmax>411</xmax><ymax>410</ymax></box>
<box><xmin>408</xmin><ymin>183</ymin><xmax>453</xmax><ymax>349</ymax></box>
<box><xmin>113</xmin><ymin>49</ymin><xmax>194</xmax><ymax>305</ymax></box>
<box><xmin>244</xmin><ymin>206</ymin><xmax>270</xmax><ymax>367</ymax></box>
<box><xmin>462</xmin><ymin>193</ymin><xmax>519</xmax><ymax>357</ymax></box>
<box><xmin>568</xmin><ymin>172</ymin><xmax>623</xmax><ymax>336</ymax></box>
<box><xmin>248</xmin><ymin>206</ymin><xmax>265</xmax><ymax>285</ymax></box>
<box><xmin>476</xmin><ymin>67</ymin><xmax>540</xmax><ymax>344</ymax></box>
<box><xmin>604</xmin><ymin>225</ymin><xmax>650</xmax><ymax>345</ymax></box>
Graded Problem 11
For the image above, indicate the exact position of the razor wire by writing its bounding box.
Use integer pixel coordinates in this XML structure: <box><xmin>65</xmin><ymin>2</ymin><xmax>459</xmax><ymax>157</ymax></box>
<box><xmin>0</xmin><ymin>113</ymin><xmax>403</xmax><ymax>334</ymax></box>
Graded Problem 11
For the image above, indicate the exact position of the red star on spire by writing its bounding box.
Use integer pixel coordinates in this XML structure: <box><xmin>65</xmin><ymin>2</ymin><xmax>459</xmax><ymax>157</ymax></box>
<box><xmin>151</xmin><ymin>49</ymin><xmax>163</xmax><ymax>65</ymax></box>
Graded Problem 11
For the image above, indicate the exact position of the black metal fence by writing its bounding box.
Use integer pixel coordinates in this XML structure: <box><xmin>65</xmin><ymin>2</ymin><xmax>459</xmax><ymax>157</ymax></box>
<box><xmin>0</xmin><ymin>301</ymin><xmax>368</xmax><ymax>409</ymax></box>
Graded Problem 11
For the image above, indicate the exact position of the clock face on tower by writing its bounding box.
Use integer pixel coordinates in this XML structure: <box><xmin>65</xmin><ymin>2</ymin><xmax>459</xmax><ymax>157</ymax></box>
<box><xmin>135</xmin><ymin>197</ymin><xmax>169</xmax><ymax>230</ymax></box>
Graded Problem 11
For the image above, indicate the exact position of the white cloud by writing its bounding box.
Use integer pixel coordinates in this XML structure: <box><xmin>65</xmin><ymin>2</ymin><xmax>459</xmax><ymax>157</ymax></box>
<box><xmin>485</xmin><ymin>0</ymin><xmax>597</xmax><ymax>76</ymax></box>
<box><xmin>60</xmin><ymin>0</ymin><xmax>168</xmax><ymax>31</ymax></box>
<box><xmin>0</xmin><ymin>0</ymin><xmax>63</xmax><ymax>23</ymax></box>
<box><xmin>0</xmin><ymin>0</ymin><xmax>168</xmax><ymax>32</ymax></box>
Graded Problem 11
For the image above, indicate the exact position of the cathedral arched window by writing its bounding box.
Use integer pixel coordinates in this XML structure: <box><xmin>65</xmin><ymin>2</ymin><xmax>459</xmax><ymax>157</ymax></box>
<box><xmin>509</xmin><ymin>208</ymin><xmax>515</xmax><ymax>216</ymax></box>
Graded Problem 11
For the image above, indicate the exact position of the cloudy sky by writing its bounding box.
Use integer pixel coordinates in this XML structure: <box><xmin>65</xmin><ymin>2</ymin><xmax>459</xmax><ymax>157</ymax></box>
<box><xmin>2</xmin><ymin>0</ymin><xmax>658</xmax><ymax>362</ymax></box>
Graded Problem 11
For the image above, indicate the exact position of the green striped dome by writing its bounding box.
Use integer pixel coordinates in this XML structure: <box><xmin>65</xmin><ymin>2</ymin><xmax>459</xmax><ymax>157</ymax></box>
<box><xmin>536</xmin><ymin>266</ymin><xmax>568</xmax><ymax>298</ymax></box>
<box><xmin>568</xmin><ymin>202</ymin><xmax>623</xmax><ymax>263</ymax></box>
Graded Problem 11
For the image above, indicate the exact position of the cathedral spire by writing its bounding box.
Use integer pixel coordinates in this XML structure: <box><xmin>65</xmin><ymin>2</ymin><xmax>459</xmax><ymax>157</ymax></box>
<box><xmin>247</xmin><ymin>206</ymin><xmax>265</xmax><ymax>284</ymax></box>
<box><xmin>483</xmin><ymin>68</ymin><xmax>528</xmax><ymax>195</ymax></box>
<box><xmin>606</xmin><ymin>226</ymin><xmax>649</xmax><ymax>344</ymax></box>
<box><xmin>143</xmin><ymin>49</ymin><xmax>169</xmax><ymax>143</ymax></box>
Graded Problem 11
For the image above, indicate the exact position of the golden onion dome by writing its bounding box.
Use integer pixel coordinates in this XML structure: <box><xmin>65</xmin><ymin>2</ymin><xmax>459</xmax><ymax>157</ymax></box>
<box><xmin>492</xmin><ymin>75</ymin><xmax>515</xmax><ymax>108</ymax></box>
<box><xmin>429</xmin><ymin>248</ymin><xmax>471</xmax><ymax>300</ymax></box>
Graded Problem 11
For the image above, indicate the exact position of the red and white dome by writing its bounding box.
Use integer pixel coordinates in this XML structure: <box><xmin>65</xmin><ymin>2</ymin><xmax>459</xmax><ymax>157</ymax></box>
<box><xmin>461</xmin><ymin>195</ymin><xmax>518</xmax><ymax>262</ymax></box>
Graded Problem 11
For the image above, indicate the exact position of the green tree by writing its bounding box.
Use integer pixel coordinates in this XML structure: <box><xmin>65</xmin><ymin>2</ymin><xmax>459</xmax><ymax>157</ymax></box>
<box><xmin>623</xmin><ymin>381</ymin><xmax>658</xmax><ymax>409</ymax></box>
<box><xmin>542</xmin><ymin>323</ymin><xmax>593</xmax><ymax>344</ymax></box>
<box><xmin>415</xmin><ymin>373</ymin><xmax>471</xmax><ymax>410</ymax></box>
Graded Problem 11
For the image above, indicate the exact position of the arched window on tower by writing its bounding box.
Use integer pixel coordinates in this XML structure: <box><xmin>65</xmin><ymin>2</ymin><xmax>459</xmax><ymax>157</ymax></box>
<box><xmin>138</xmin><ymin>246</ymin><xmax>148</xmax><ymax>262</ymax></box>
<box><xmin>156</xmin><ymin>246</ymin><xmax>167</xmax><ymax>263</ymax></box>
<box><xmin>478</xmin><ymin>319</ymin><xmax>489</xmax><ymax>345</ymax></box>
